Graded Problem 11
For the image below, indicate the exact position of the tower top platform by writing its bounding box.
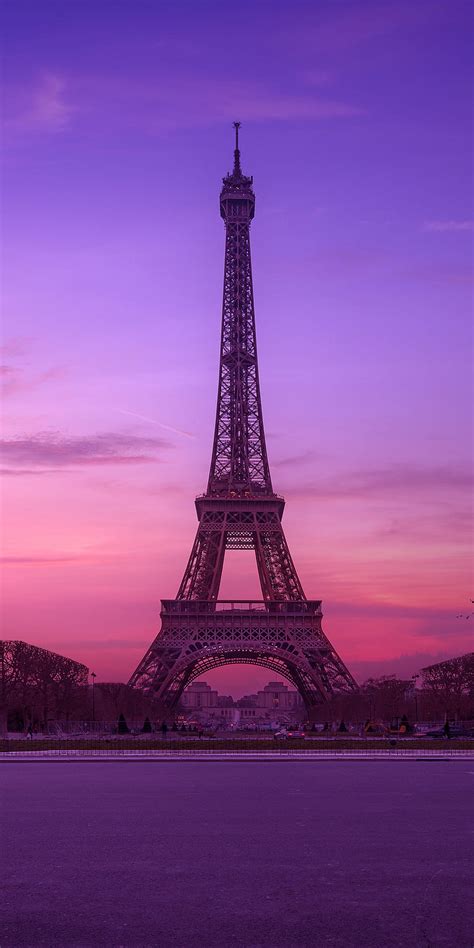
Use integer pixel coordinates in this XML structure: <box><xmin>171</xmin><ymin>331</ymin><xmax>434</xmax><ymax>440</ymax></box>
<box><xmin>220</xmin><ymin>122</ymin><xmax>255</xmax><ymax>218</ymax></box>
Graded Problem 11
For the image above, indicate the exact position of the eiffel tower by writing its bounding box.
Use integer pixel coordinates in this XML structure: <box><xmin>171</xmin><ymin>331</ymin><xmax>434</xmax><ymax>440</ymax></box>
<box><xmin>129</xmin><ymin>124</ymin><xmax>357</xmax><ymax>717</ymax></box>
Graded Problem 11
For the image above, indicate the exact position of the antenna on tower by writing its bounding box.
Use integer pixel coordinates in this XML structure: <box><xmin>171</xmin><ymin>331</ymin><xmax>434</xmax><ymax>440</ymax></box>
<box><xmin>233</xmin><ymin>121</ymin><xmax>242</xmax><ymax>175</ymax></box>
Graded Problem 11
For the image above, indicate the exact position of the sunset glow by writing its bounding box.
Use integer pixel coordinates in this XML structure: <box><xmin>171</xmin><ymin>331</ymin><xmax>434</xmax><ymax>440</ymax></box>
<box><xmin>2</xmin><ymin>0</ymin><xmax>472</xmax><ymax>694</ymax></box>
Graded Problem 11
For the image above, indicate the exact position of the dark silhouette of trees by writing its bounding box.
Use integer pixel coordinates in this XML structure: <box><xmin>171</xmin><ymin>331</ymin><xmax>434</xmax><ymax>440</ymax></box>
<box><xmin>361</xmin><ymin>676</ymin><xmax>412</xmax><ymax>720</ymax></box>
<box><xmin>1</xmin><ymin>639</ymin><xmax>472</xmax><ymax>733</ymax></box>
<box><xmin>94</xmin><ymin>683</ymin><xmax>158</xmax><ymax>723</ymax></box>
<box><xmin>308</xmin><ymin>661</ymin><xmax>474</xmax><ymax>725</ymax></box>
<box><xmin>420</xmin><ymin>653</ymin><xmax>474</xmax><ymax>719</ymax></box>
<box><xmin>0</xmin><ymin>640</ymin><xmax>88</xmax><ymax>734</ymax></box>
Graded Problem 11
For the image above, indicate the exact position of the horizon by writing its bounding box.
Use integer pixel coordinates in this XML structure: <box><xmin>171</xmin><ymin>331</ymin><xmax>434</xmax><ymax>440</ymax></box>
<box><xmin>2</xmin><ymin>0</ymin><xmax>472</xmax><ymax>696</ymax></box>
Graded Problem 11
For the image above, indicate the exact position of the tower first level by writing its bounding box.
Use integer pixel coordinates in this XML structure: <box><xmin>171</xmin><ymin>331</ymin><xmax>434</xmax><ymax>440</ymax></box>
<box><xmin>130</xmin><ymin>599</ymin><xmax>356</xmax><ymax>720</ymax></box>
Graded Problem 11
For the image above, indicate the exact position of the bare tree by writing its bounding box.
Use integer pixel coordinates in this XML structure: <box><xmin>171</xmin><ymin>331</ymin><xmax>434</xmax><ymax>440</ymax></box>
<box><xmin>0</xmin><ymin>640</ymin><xmax>88</xmax><ymax>731</ymax></box>
<box><xmin>420</xmin><ymin>653</ymin><xmax>474</xmax><ymax>718</ymax></box>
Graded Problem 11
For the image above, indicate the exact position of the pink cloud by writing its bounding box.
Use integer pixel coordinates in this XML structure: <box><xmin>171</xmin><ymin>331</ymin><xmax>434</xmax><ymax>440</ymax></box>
<box><xmin>373</xmin><ymin>508</ymin><xmax>471</xmax><ymax>543</ymax></box>
<box><xmin>1</xmin><ymin>431</ymin><xmax>172</xmax><ymax>468</ymax></box>
<box><xmin>0</xmin><ymin>468</ymin><xmax>72</xmax><ymax>477</ymax></box>
<box><xmin>350</xmin><ymin>649</ymin><xmax>469</xmax><ymax>682</ymax></box>
<box><xmin>1</xmin><ymin>555</ymin><xmax>84</xmax><ymax>565</ymax></box>
<box><xmin>1</xmin><ymin>363</ymin><xmax>66</xmax><ymax>398</ymax></box>
<box><xmin>0</xmin><ymin>337</ymin><xmax>34</xmax><ymax>358</ymax></box>
<box><xmin>272</xmin><ymin>450</ymin><xmax>318</xmax><ymax>468</ymax></box>
<box><xmin>284</xmin><ymin>465</ymin><xmax>472</xmax><ymax>500</ymax></box>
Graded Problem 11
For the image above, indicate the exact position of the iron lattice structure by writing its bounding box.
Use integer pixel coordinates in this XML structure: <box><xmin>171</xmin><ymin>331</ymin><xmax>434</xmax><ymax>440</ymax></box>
<box><xmin>129</xmin><ymin>125</ymin><xmax>357</xmax><ymax>717</ymax></box>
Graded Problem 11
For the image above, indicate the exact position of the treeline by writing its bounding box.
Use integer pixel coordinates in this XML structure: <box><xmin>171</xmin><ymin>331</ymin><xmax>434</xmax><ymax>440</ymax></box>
<box><xmin>1</xmin><ymin>641</ymin><xmax>160</xmax><ymax>730</ymax></box>
<box><xmin>1</xmin><ymin>640</ymin><xmax>89</xmax><ymax>732</ymax></box>
<box><xmin>313</xmin><ymin>654</ymin><xmax>474</xmax><ymax>724</ymax></box>
<box><xmin>2</xmin><ymin>640</ymin><xmax>473</xmax><ymax>731</ymax></box>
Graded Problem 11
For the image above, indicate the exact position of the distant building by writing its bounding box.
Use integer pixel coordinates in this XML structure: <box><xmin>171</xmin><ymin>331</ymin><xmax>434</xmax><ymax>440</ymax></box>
<box><xmin>180</xmin><ymin>679</ymin><xmax>304</xmax><ymax>726</ymax></box>
<box><xmin>180</xmin><ymin>681</ymin><xmax>218</xmax><ymax>709</ymax></box>
<box><xmin>256</xmin><ymin>681</ymin><xmax>303</xmax><ymax>712</ymax></box>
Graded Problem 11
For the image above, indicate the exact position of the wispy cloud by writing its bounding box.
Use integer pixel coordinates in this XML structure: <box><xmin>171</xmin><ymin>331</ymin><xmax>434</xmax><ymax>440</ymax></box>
<box><xmin>4</xmin><ymin>72</ymin><xmax>73</xmax><ymax>140</ymax></box>
<box><xmin>404</xmin><ymin>262</ymin><xmax>472</xmax><ymax>285</ymax></box>
<box><xmin>1</xmin><ymin>431</ymin><xmax>172</xmax><ymax>470</ymax></box>
<box><xmin>118</xmin><ymin>409</ymin><xmax>194</xmax><ymax>439</ymax></box>
<box><xmin>285</xmin><ymin>465</ymin><xmax>472</xmax><ymax>501</ymax></box>
<box><xmin>5</xmin><ymin>70</ymin><xmax>363</xmax><ymax>145</ymax></box>
<box><xmin>0</xmin><ymin>337</ymin><xmax>34</xmax><ymax>358</ymax></box>
<box><xmin>350</xmin><ymin>649</ymin><xmax>467</xmax><ymax>682</ymax></box>
<box><xmin>422</xmin><ymin>220</ymin><xmax>473</xmax><ymax>233</ymax></box>
<box><xmin>1</xmin><ymin>555</ymin><xmax>84</xmax><ymax>565</ymax></box>
<box><xmin>284</xmin><ymin>1</ymin><xmax>429</xmax><ymax>56</ymax></box>
<box><xmin>60</xmin><ymin>638</ymin><xmax>149</xmax><ymax>651</ymax></box>
<box><xmin>75</xmin><ymin>74</ymin><xmax>363</xmax><ymax>132</ymax></box>
<box><xmin>0</xmin><ymin>468</ymin><xmax>71</xmax><ymax>477</ymax></box>
<box><xmin>1</xmin><ymin>363</ymin><xmax>66</xmax><ymax>398</ymax></box>
<box><xmin>329</xmin><ymin>600</ymin><xmax>464</xmax><ymax>622</ymax></box>
<box><xmin>374</xmin><ymin>507</ymin><xmax>472</xmax><ymax>543</ymax></box>
<box><xmin>272</xmin><ymin>450</ymin><xmax>318</xmax><ymax>468</ymax></box>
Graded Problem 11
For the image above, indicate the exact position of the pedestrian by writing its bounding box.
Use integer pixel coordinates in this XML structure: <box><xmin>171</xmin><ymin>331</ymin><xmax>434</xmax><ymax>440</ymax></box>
<box><xmin>161</xmin><ymin>721</ymin><xmax>168</xmax><ymax>739</ymax></box>
<box><xmin>26</xmin><ymin>723</ymin><xmax>33</xmax><ymax>740</ymax></box>
<box><xmin>443</xmin><ymin>720</ymin><xmax>451</xmax><ymax>739</ymax></box>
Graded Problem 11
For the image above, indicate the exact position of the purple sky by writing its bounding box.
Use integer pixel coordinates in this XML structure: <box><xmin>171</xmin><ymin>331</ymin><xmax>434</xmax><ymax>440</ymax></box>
<box><xmin>2</xmin><ymin>0</ymin><xmax>472</xmax><ymax>695</ymax></box>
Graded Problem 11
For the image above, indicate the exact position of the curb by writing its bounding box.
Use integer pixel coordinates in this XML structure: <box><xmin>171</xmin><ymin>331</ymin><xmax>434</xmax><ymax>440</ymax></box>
<box><xmin>1</xmin><ymin>752</ymin><xmax>472</xmax><ymax>763</ymax></box>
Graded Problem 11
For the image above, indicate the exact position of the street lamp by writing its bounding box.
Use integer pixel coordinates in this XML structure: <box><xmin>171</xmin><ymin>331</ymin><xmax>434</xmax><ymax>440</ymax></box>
<box><xmin>91</xmin><ymin>672</ymin><xmax>97</xmax><ymax>725</ymax></box>
<box><xmin>412</xmin><ymin>674</ymin><xmax>420</xmax><ymax>723</ymax></box>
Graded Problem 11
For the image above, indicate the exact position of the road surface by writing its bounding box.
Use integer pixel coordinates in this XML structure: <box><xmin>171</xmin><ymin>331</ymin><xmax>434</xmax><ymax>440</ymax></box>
<box><xmin>1</xmin><ymin>761</ymin><xmax>472</xmax><ymax>947</ymax></box>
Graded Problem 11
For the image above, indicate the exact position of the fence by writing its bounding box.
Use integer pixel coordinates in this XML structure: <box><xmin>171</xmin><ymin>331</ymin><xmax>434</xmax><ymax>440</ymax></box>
<box><xmin>1</xmin><ymin>749</ymin><xmax>472</xmax><ymax>760</ymax></box>
<box><xmin>1</xmin><ymin>737</ymin><xmax>473</xmax><ymax>760</ymax></box>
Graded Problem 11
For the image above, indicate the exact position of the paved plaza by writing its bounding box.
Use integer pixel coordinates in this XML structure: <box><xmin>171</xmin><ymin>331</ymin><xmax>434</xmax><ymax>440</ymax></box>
<box><xmin>1</xmin><ymin>762</ymin><xmax>472</xmax><ymax>947</ymax></box>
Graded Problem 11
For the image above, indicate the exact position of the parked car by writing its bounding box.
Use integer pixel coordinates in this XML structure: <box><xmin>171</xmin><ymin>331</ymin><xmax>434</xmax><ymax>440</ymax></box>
<box><xmin>274</xmin><ymin>728</ymin><xmax>306</xmax><ymax>740</ymax></box>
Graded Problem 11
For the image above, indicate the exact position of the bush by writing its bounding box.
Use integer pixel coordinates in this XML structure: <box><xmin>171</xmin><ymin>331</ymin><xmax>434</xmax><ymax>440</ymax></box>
<box><xmin>117</xmin><ymin>713</ymin><xmax>129</xmax><ymax>734</ymax></box>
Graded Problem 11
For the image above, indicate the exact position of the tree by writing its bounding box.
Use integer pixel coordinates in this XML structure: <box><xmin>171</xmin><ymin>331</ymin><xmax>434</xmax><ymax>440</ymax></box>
<box><xmin>0</xmin><ymin>640</ymin><xmax>88</xmax><ymax>732</ymax></box>
<box><xmin>117</xmin><ymin>713</ymin><xmax>129</xmax><ymax>734</ymax></box>
<box><xmin>96</xmin><ymin>683</ymin><xmax>156</xmax><ymax>723</ymax></box>
<box><xmin>421</xmin><ymin>653</ymin><xmax>474</xmax><ymax>718</ymax></box>
<box><xmin>361</xmin><ymin>676</ymin><xmax>412</xmax><ymax>721</ymax></box>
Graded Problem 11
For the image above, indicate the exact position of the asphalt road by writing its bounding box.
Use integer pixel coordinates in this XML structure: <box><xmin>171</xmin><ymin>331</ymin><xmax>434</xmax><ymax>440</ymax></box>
<box><xmin>1</xmin><ymin>762</ymin><xmax>472</xmax><ymax>947</ymax></box>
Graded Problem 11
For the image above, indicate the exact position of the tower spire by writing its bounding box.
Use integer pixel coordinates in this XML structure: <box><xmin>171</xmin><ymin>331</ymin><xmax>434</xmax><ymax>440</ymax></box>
<box><xmin>233</xmin><ymin>120</ymin><xmax>242</xmax><ymax>175</ymax></box>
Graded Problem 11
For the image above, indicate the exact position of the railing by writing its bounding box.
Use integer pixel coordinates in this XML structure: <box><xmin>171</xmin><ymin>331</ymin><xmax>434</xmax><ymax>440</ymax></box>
<box><xmin>195</xmin><ymin>491</ymin><xmax>285</xmax><ymax>503</ymax></box>
<box><xmin>161</xmin><ymin>600</ymin><xmax>322</xmax><ymax>615</ymax></box>
<box><xmin>1</xmin><ymin>744</ymin><xmax>472</xmax><ymax>761</ymax></box>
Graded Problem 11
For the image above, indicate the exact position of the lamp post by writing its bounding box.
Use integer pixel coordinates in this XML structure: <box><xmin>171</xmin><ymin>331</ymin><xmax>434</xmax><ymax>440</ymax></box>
<box><xmin>412</xmin><ymin>674</ymin><xmax>420</xmax><ymax>723</ymax></box>
<box><xmin>91</xmin><ymin>672</ymin><xmax>97</xmax><ymax>725</ymax></box>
